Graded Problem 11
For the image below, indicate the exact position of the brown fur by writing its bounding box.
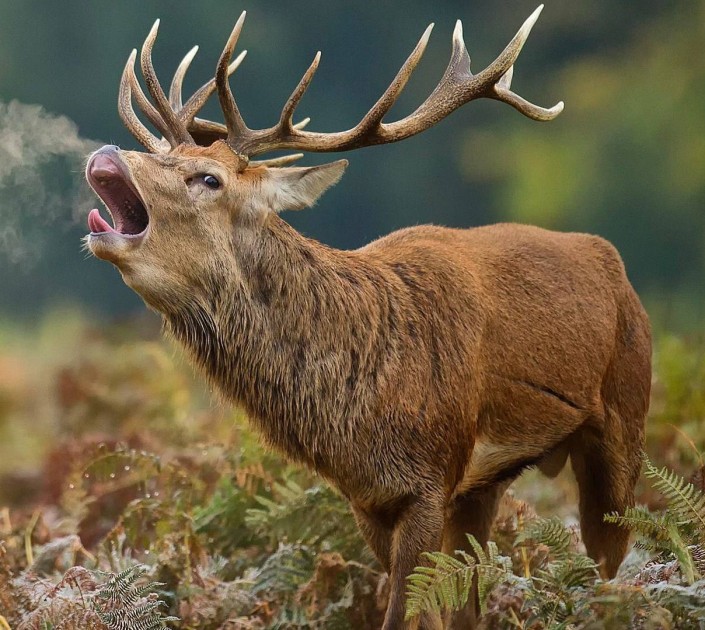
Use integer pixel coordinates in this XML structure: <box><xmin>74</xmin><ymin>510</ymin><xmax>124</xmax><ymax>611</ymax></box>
<box><xmin>87</xmin><ymin>142</ymin><xmax>651</xmax><ymax>629</ymax></box>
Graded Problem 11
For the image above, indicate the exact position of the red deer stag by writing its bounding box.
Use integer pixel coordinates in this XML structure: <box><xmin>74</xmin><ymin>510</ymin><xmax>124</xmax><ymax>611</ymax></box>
<box><xmin>84</xmin><ymin>6</ymin><xmax>651</xmax><ymax>628</ymax></box>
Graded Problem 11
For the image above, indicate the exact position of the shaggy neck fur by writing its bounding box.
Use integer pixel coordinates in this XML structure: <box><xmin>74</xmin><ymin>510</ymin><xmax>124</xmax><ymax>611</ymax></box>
<box><xmin>164</xmin><ymin>214</ymin><xmax>392</xmax><ymax>476</ymax></box>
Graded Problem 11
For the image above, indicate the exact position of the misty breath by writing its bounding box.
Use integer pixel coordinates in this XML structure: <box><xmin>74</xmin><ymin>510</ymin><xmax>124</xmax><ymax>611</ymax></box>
<box><xmin>0</xmin><ymin>100</ymin><xmax>100</xmax><ymax>264</ymax></box>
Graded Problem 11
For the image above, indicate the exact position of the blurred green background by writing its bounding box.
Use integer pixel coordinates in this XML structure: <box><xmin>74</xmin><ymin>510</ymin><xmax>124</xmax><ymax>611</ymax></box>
<box><xmin>0</xmin><ymin>0</ymin><xmax>703</xmax><ymax>331</ymax></box>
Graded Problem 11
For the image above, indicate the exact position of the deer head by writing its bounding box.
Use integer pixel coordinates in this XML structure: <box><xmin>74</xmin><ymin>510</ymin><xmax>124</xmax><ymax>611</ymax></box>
<box><xmin>85</xmin><ymin>6</ymin><xmax>562</xmax><ymax>311</ymax></box>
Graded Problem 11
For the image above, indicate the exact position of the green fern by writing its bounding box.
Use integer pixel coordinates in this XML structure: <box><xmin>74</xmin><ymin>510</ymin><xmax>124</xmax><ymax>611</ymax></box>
<box><xmin>193</xmin><ymin>475</ymin><xmax>262</xmax><ymax>556</ymax></box>
<box><xmin>467</xmin><ymin>537</ymin><xmax>513</xmax><ymax>613</ymax></box>
<box><xmin>251</xmin><ymin>543</ymin><xmax>316</xmax><ymax>596</ymax></box>
<box><xmin>404</xmin><ymin>535</ymin><xmax>512</xmax><ymax>621</ymax></box>
<box><xmin>644</xmin><ymin>458</ymin><xmax>705</xmax><ymax>543</ymax></box>
<box><xmin>516</xmin><ymin>516</ymin><xmax>574</xmax><ymax>560</ymax></box>
<box><xmin>605</xmin><ymin>456</ymin><xmax>705</xmax><ymax>583</ymax></box>
<box><xmin>405</xmin><ymin>551</ymin><xmax>474</xmax><ymax>618</ymax></box>
<box><xmin>614</xmin><ymin>513</ymin><xmax>696</xmax><ymax>584</ymax></box>
<box><xmin>521</xmin><ymin>522</ymin><xmax>599</xmax><ymax>627</ymax></box>
<box><xmin>523</xmin><ymin>560</ymin><xmax>598</xmax><ymax>626</ymax></box>
<box><xmin>667</xmin><ymin>521</ymin><xmax>699</xmax><ymax>584</ymax></box>
<box><xmin>535</xmin><ymin>554</ymin><xmax>598</xmax><ymax>590</ymax></box>
<box><xmin>604</xmin><ymin>505</ymin><xmax>675</xmax><ymax>555</ymax></box>
<box><xmin>245</xmin><ymin>480</ymin><xmax>366</xmax><ymax>559</ymax></box>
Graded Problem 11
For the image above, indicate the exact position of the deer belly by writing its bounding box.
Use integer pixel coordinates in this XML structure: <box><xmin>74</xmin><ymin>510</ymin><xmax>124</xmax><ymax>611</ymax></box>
<box><xmin>454</xmin><ymin>376</ymin><xmax>591</xmax><ymax>496</ymax></box>
<box><xmin>455</xmin><ymin>438</ymin><xmax>547</xmax><ymax>495</ymax></box>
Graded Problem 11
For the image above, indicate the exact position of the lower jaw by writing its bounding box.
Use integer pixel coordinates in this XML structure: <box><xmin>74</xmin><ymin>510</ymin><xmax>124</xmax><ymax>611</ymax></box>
<box><xmin>87</xmin><ymin>231</ymin><xmax>145</xmax><ymax>262</ymax></box>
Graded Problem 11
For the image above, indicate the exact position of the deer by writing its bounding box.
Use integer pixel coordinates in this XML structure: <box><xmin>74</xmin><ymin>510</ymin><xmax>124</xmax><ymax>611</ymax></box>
<box><xmin>84</xmin><ymin>6</ymin><xmax>651</xmax><ymax>629</ymax></box>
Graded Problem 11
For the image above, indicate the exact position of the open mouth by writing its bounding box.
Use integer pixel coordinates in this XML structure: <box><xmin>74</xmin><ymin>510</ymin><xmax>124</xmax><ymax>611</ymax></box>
<box><xmin>86</xmin><ymin>149</ymin><xmax>149</xmax><ymax>237</ymax></box>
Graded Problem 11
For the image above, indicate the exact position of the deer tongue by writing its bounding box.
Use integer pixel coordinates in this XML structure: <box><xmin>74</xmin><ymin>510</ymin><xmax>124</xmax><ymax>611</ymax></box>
<box><xmin>88</xmin><ymin>208</ymin><xmax>115</xmax><ymax>234</ymax></box>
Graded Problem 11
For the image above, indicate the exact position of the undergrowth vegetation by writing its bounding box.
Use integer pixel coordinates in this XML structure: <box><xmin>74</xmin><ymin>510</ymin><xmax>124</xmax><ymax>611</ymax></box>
<box><xmin>406</xmin><ymin>456</ymin><xmax>705</xmax><ymax>628</ymax></box>
<box><xmin>0</xmin><ymin>316</ymin><xmax>704</xmax><ymax>629</ymax></box>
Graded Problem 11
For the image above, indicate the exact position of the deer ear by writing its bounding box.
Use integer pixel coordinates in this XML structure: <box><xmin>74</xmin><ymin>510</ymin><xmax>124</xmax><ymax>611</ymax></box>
<box><xmin>265</xmin><ymin>160</ymin><xmax>348</xmax><ymax>211</ymax></box>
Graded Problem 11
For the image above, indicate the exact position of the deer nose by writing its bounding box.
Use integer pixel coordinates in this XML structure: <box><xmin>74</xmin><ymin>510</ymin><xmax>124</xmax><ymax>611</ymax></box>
<box><xmin>89</xmin><ymin>153</ymin><xmax>123</xmax><ymax>180</ymax></box>
<box><xmin>88</xmin><ymin>146</ymin><xmax>125</xmax><ymax>182</ymax></box>
<box><xmin>94</xmin><ymin>144</ymin><xmax>120</xmax><ymax>153</ymax></box>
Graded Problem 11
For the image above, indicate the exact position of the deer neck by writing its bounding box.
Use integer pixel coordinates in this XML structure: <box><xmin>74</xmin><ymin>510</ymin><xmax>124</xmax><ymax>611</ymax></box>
<box><xmin>164</xmin><ymin>213</ymin><xmax>376</xmax><ymax>468</ymax></box>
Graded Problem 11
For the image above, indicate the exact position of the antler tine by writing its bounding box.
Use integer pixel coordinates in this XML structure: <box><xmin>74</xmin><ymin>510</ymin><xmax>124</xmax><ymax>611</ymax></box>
<box><xmin>448</xmin><ymin>20</ymin><xmax>472</xmax><ymax>76</ymax></box>
<box><xmin>474</xmin><ymin>5</ymin><xmax>543</xmax><ymax>92</ymax></box>
<box><xmin>491</xmin><ymin>64</ymin><xmax>564</xmax><ymax>120</ymax></box>
<box><xmin>278</xmin><ymin>52</ymin><xmax>321</xmax><ymax>130</ymax></box>
<box><xmin>169</xmin><ymin>45</ymin><xmax>199</xmax><ymax>111</ymax></box>
<box><xmin>472</xmin><ymin>5</ymin><xmax>563</xmax><ymax>119</ymax></box>
<box><xmin>179</xmin><ymin>50</ymin><xmax>247</xmax><ymax>126</ymax></box>
<box><xmin>250</xmin><ymin>153</ymin><xmax>305</xmax><ymax>167</ymax></box>
<box><xmin>216</xmin><ymin>11</ymin><xmax>250</xmax><ymax>143</ymax></box>
<box><xmin>140</xmin><ymin>19</ymin><xmax>193</xmax><ymax>146</ymax></box>
<box><xmin>419</xmin><ymin>19</ymin><xmax>472</xmax><ymax>103</ymax></box>
<box><xmin>372</xmin><ymin>5</ymin><xmax>562</xmax><ymax>141</ymax></box>
<box><xmin>118</xmin><ymin>49</ymin><xmax>164</xmax><ymax>153</ymax></box>
<box><xmin>353</xmin><ymin>23</ymin><xmax>434</xmax><ymax>136</ymax></box>
<box><xmin>230</xmin><ymin>24</ymin><xmax>435</xmax><ymax>156</ymax></box>
<box><xmin>125</xmin><ymin>50</ymin><xmax>178</xmax><ymax>144</ymax></box>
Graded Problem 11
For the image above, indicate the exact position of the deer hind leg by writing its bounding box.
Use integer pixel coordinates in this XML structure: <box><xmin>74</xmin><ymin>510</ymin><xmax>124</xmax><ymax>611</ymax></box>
<box><xmin>571</xmin><ymin>404</ymin><xmax>645</xmax><ymax>578</ymax></box>
<box><xmin>572</xmin><ymin>306</ymin><xmax>650</xmax><ymax>579</ymax></box>
<box><xmin>442</xmin><ymin>481</ymin><xmax>511</xmax><ymax>630</ymax></box>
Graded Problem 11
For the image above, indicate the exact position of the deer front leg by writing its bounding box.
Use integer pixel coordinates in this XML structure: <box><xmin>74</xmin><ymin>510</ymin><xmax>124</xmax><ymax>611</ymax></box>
<box><xmin>351</xmin><ymin>504</ymin><xmax>392</xmax><ymax>572</ymax></box>
<box><xmin>382</xmin><ymin>492</ymin><xmax>445</xmax><ymax>630</ymax></box>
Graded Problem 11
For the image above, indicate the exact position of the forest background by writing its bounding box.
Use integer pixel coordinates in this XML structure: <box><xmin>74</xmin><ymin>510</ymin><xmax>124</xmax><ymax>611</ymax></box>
<box><xmin>0</xmin><ymin>0</ymin><xmax>703</xmax><ymax>330</ymax></box>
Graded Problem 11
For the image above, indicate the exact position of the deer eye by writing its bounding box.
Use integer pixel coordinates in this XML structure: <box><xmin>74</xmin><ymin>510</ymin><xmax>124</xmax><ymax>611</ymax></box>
<box><xmin>202</xmin><ymin>174</ymin><xmax>221</xmax><ymax>189</ymax></box>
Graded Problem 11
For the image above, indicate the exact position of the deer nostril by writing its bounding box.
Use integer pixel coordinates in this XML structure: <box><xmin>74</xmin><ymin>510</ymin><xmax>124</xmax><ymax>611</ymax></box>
<box><xmin>89</xmin><ymin>153</ymin><xmax>123</xmax><ymax>181</ymax></box>
<box><xmin>96</xmin><ymin>144</ymin><xmax>120</xmax><ymax>155</ymax></box>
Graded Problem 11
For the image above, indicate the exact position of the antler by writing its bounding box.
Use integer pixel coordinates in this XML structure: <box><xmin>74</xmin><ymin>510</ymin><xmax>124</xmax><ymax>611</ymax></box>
<box><xmin>119</xmin><ymin>5</ymin><xmax>563</xmax><ymax>158</ymax></box>
<box><xmin>118</xmin><ymin>19</ymin><xmax>248</xmax><ymax>152</ymax></box>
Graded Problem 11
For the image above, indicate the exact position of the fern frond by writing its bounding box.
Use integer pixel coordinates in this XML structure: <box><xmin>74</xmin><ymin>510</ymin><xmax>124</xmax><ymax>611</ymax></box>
<box><xmin>92</xmin><ymin>564</ymin><xmax>175</xmax><ymax>629</ymax></box>
<box><xmin>605</xmin><ymin>505</ymin><xmax>671</xmax><ymax>539</ymax></box>
<box><xmin>405</xmin><ymin>535</ymin><xmax>513</xmax><ymax>621</ymax></box>
<box><xmin>645</xmin><ymin>457</ymin><xmax>705</xmax><ymax>543</ymax></box>
<box><xmin>516</xmin><ymin>517</ymin><xmax>573</xmax><ymax>559</ymax></box>
<box><xmin>692</xmin><ymin>544</ymin><xmax>705</xmax><ymax>576</ymax></box>
<box><xmin>245</xmin><ymin>481</ymin><xmax>365</xmax><ymax>559</ymax></box>
<box><xmin>465</xmin><ymin>538</ymin><xmax>512</xmax><ymax>615</ymax></box>
<box><xmin>251</xmin><ymin>543</ymin><xmax>315</xmax><ymax>596</ymax></box>
<box><xmin>95</xmin><ymin>565</ymin><xmax>147</xmax><ymax>606</ymax></box>
<box><xmin>665</xmin><ymin>519</ymin><xmax>698</xmax><ymax>584</ymax></box>
<box><xmin>404</xmin><ymin>551</ymin><xmax>475</xmax><ymax>620</ymax></box>
<box><xmin>606</xmin><ymin>497</ymin><xmax>701</xmax><ymax>582</ymax></box>
<box><xmin>545</xmin><ymin>555</ymin><xmax>599</xmax><ymax>589</ymax></box>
